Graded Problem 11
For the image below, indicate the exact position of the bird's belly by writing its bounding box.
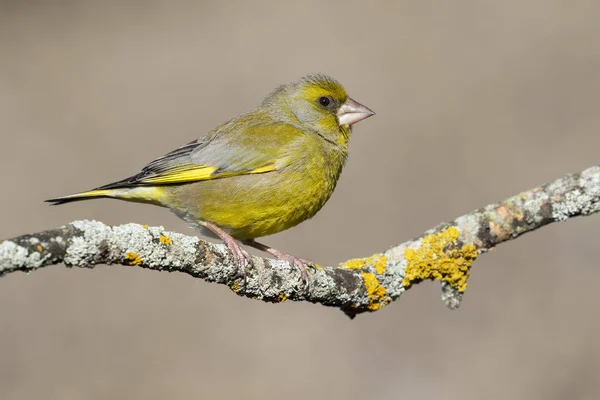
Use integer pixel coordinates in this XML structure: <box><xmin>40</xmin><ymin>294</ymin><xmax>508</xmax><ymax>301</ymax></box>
<box><xmin>166</xmin><ymin>170</ymin><xmax>336</xmax><ymax>240</ymax></box>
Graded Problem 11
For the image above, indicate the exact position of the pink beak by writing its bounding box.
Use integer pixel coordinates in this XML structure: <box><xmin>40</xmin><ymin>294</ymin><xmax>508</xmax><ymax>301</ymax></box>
<box><xmin>337</xmin><ymin>97</ymin><xmax>375</xmax><ymax>126</ymax></box>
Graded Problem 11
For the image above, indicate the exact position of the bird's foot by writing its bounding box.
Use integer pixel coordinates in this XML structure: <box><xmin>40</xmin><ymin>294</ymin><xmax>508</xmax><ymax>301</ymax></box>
<box><xmin>200</xmin><ymin>221</ymin><xmax>252</xmax><ymax>284</ymax></box>
<box><xmin>222</xmin><ymin>234</ymin><xmax>252</xmax><ymax>282</ymax></box>
<box><xmin>243</xmin><ymin>240</ymin><xmax>313</xmax><ymax>288</ymax></box>
<box><xmin>273</xmin><ymin>252</ymin><xmax>313</xmax><ymax>285</ymax></box>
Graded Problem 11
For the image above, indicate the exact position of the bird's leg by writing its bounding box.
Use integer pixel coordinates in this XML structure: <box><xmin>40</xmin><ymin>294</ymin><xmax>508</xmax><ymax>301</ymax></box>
<box><xmin>200</xmin><ymin>221</ymin><xmax>251</xmax><ymax>281</ymax></box>
<box><xmin>242</xmin><ymin>239</ymin><xmax>312</xmax><ymax>284</ymax></box>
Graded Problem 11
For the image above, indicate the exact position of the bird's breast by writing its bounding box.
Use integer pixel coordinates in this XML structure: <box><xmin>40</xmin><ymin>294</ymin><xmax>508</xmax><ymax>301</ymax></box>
<box><xmin>166</xmin><ymin>144</ymin><xmax>347</xmax><ymax>240</ymax></box>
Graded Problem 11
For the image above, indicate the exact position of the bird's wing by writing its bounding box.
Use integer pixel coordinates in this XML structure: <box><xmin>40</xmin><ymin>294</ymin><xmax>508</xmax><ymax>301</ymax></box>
<box><xmin>97</xmin><ymin>119</ymin><xmax>303</xmax><ymax>189</ymax></box>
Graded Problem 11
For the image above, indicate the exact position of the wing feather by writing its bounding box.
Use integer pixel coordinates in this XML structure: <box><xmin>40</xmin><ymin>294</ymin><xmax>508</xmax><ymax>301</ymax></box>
<box><xmin>96</xmin><ymin>117</ymin><xmax>301</xmax><ymax>190</ymax></box>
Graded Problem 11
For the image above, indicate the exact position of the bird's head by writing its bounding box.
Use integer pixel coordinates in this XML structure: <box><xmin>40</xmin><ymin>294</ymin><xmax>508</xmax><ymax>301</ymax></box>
<box><xmin>263</xmin><ymin>74</ymin><xmax>375</xmax><ymax>144</ymax></box>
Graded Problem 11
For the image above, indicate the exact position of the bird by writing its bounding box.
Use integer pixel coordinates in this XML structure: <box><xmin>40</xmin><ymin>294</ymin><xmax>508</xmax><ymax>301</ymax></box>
<box><xmin>47</xmin><ymin>74</ymin><xmax>375</xmax><ymax>282</ymax></box>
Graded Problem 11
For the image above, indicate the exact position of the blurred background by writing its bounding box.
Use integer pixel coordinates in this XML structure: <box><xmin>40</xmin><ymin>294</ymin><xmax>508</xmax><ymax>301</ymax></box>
<box><xmin>1</xmin><ymin>1</ymin><xmax>599</xmax><ymax>399</ymax></box>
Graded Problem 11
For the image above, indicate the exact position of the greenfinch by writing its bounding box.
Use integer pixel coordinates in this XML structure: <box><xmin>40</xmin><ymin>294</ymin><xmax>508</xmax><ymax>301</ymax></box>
<box><xmin>47</xmin><ymin>74</ymin><xmax>375</xmax><ymax>280</ymax></box>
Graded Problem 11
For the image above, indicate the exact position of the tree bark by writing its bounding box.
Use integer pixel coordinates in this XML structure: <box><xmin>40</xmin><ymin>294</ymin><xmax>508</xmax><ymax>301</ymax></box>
<box><xmin>1</xmin><ymin>165</ymin><xmax>599</xmax><ymax>318</ymax></box>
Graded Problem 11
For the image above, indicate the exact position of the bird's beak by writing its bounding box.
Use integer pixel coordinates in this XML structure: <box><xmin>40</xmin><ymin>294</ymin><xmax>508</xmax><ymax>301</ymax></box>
<box><xmin>337</xmin><ymin>98</ymin><xmax>375</xmax><ymax>126</ymax></box>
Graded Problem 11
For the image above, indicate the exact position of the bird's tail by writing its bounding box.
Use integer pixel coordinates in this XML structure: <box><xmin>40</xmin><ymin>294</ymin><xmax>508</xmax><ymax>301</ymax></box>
<box><xmin>46</xmin><ymin>184</ymin><xmax>166</xmax><ymax>206</ymax></box>
<box><xmin>45</xmin><ymin>189</ymin><xmax>123</xmax><ymax>205</ymax></box>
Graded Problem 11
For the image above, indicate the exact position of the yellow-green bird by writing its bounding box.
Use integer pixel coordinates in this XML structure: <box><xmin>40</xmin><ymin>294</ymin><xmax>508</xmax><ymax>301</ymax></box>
<box><xmin>47</xmin><ymin>74</ymin><xmax>375</xmax><ymax>280</ymax></box>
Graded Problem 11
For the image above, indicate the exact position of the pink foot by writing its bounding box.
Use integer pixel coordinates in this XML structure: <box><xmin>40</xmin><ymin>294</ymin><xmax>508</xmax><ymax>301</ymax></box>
<box><xmin>222</xmin><ymin>234</ymin><xmax>252</xmax><ymax>280</ymax></box>
<box><xmin>201</xmin><ymin>221</ymin><xmax>252</xmax><ymax>281</ymax></box>
<box><xmin>243</xmin><ymin>240</ymin><xmax>313</xmax><ymax>286</ymax></box>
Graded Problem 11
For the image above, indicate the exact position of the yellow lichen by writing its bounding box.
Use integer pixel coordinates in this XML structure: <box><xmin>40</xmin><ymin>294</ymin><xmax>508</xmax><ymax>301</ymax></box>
<box><xmin>369</xmin><ymin>254</ymin><xmax>388</xmax><ymax>274</ymax></box>
<box><xmin>125</xmin><ymin>251</ymin><xmax>143</xmax><ymax>265</ymax></box>
<box><xmin>159</xmin><ymin>235</ymin><xmax>172</xmax><ymax>245</ymax></box>
<box><xmin>142</xmin><ymin>225</ymin><xmax>149</xmax><ymax>229</ymax></box>
<box><xmin>230</xmin><ymin>282</ymin><xmax>239</xmax><ymax>293</ymax></box>
<box><xmin>277</xmin><ymin>292</ymin><xmax>287</xmax><ymax>303</ymax></box>
<box><xmin>402</xmin><ymin>226</ymin><xmax>478</xmax><ymax>292</ymax></box>
<box><xmin>340</xmin><ymin>254</ymin><xmax>388</xmax><ymax>274</ymax></box>
<box><xmin>362</xmin><ymin>272</ymin><xmax>390</xmax><ymax>310</ymax></box>
<box><xmin>37</xmin><ymin>245</ymin><xmax>43</xmax><ymax>252</ymax></box>
<box><xmin>342</xmin><ymin>258</ymin><xmax>367</xmax><ymax>270</ymax></box>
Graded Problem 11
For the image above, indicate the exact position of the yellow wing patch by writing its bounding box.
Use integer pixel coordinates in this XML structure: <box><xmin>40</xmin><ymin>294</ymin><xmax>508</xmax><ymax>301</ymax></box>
<box><xmin>247</xmin><ymin>165</ymin><xmax>276</xmax><ymax>174</ymax></box>
<box><xmin>139</xmin><ymin>166</ymin><xmax>218</xmax><ymax>184</ymax></box>
<box><xmin>138</xmin><ymin>164</ymin><xmax>277</xmax><ymax>185</ymax></box>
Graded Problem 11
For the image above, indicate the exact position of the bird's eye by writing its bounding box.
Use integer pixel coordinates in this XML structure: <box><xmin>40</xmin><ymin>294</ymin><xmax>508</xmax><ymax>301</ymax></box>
<box><xmin>318</xmin><ymin>96</ymin><xmax>332</xmax><ymax>107</ymax></box>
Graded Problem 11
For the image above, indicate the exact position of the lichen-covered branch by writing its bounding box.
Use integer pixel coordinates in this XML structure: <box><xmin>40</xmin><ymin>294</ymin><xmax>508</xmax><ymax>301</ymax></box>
<box><xmin>1</xmin><ymin>165</ymin><xmax>599</xmax><ymax>317</ymax></box>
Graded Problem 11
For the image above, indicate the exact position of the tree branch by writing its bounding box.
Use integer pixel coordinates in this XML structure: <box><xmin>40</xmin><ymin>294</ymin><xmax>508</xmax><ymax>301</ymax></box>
<box><xmin>1</xmin><ymin>165</ymin><xmax>599</xmax><ymax>317</ymax></box>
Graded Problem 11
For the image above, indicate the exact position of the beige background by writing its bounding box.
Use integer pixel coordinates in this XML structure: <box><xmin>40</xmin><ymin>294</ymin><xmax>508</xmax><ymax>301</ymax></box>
<box><xmin>1</xmin><ymin>1</ymin><xmax>599</xmax><ymax>399</ymax></box>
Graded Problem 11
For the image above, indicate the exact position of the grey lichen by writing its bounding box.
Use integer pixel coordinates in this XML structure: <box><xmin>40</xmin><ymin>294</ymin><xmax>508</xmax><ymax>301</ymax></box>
<box><xmin>0</xmin><ymin>240</ymin><xmax>45</xmax><ymax>274</ymax></box>
<box><xmin>523</xmin><ymin>191</ymin><xmax>550</xmax><ymax>224</ymax></box>
<box><xmin>550</xmin><ymin>166</ymin><xmax>600</xmax><ymax>221</ymax></box>
<box><xmin>441</xmin><ymin>282</ymin><xmax>463</xmax><ymax>309</ymax></box>
<box><xmin>451</xmin><ymin>214</ymin><xmax>482</xmax><ymax>246</ymax></box>
<box><xmin>309</xmin><ymin>267</ymin><xmax>344</xmax><ymax>300</ymax></box>
<box><xmin>552</xmin><ymin>187</ymin><xmax>600</xmax><ymax>221</ymax></box>
<box><xmin>65</xmin><ymin>220</ymin><xmax>113</xmax><ymax>267</ymax></box>
<box><xmin>378</xmin><ymin>247</ymin><xmax>408</xmax><ymax>300</ymax></box>
<box><xmin>110</xmin><ymin>223</ymin><xmax>200</xmax><ymax>270</ymax></box>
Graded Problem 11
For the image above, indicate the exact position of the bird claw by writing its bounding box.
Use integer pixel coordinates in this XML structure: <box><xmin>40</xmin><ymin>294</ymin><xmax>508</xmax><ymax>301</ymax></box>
<box><xmin>241</xmin><ymin>239</ymin><xmax>315</xmax><ymax>290</ymax></box>
<box><xmin>222</xmin><ymin>236</ymin><xmax>252</xmax><ymax>287</ymax></box>
<box><xmin>275</xmin><ymin>254</ymin><xmax>314</xmax><ymax>290</ymax></box>
<box><xmin>233</xmin><ymin>247</ymin><xmax>252</xmax><ymax>281</ymax></box>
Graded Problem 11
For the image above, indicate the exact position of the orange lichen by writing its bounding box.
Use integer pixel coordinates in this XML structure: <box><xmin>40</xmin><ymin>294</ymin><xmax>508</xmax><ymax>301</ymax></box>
<box><xmin>497</xmin><ymin>204</ymin><xmax>524</xmax><ymax>221</ymax></box>
<box><xmin>488</xmin><ymin>203</ymin><xmax>524</xmax><ymax>240</ymax></box>
<box><xmin>230</xmin><ymin>282</ymin><xmax>239</xmax><ymax>293</ymax></box>
<box><xmin>159</xmin><ymin>235</ymin><xmax>173</xmax><ymax>245</ymax></box>
<box><xmin>125</xmin><ymin>251</ymin><xmax>143</xmax><ymax>265</ymax></box>
<box><xmin>37</xmin><ymin>245</ymin><xmax>43</xmax><ymax>252</ymax></box>
<box><xmin>362</xmin><ymin>272</ymin><xmax>390</xmax><ymax>310</ymax></box>
<box><xmin>489</xmin><ymin>221</ymin><xmax>505</xmax><ymax>238</ymax></box>
<box><xmin>402</xmin><ymin>226</ymin><xmax>478</xmax><ymax>292</ymax></box>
